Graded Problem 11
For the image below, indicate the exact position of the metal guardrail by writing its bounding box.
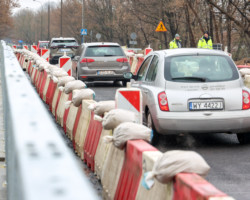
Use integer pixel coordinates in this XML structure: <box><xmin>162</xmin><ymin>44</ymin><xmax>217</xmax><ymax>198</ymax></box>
<box><xmin>0</xmin><ymin>41</ymin><xmax>99</xmax><ymax>200</ymax></box>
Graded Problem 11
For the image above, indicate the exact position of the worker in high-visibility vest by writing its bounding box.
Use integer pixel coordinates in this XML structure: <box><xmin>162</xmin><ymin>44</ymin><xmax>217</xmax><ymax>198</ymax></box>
<box><xmin>197</xmin><ymin>31</ymin><xmax>213</xmax><ymax>49</ymax></box>
<box><xmin>169</xmin><ymin>34</ymin><xmax>182</xmax><ymax>49</ymax></box>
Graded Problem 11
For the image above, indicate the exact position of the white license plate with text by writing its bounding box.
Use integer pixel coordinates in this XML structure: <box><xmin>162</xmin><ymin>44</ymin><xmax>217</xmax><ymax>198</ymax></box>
<box><xmin>97</xmin><ymin>71</ymin><xmax>114</xmax><ymax>75</ymax></box>
<box><xmin>189</xmin><ymin>101</ymin><xmax>223</xmax><ymax>110</ymax></box>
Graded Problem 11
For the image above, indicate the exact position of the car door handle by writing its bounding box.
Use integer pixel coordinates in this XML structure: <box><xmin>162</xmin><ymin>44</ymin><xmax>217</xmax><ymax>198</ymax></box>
<box><xmin>143</xmin><ymin>89</ymin><xmax>148</xmax><ymax>94</ymax></box>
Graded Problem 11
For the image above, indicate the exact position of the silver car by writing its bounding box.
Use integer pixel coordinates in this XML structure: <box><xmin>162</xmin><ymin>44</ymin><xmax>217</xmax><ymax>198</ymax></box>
<box><xmin>124</xmin><ymin>48</ymin><xmax>250</xmax><ymax>145</ymax></box>
<box><xmin>76</xmin><ymin>42</ymin><xmax>130</xmax><ymax>86</ymax></box>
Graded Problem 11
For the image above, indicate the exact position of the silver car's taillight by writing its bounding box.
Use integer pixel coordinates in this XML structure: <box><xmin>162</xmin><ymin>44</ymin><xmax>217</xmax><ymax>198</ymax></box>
<box><xmin>158</xmin><ymin>91</ymin><xmax>169</xmax><ymax>111</ymax></box>
<box><xmin>242</xmin><ymin>90</ymin><xmax>250</xmax><ymax>110</ymax></box>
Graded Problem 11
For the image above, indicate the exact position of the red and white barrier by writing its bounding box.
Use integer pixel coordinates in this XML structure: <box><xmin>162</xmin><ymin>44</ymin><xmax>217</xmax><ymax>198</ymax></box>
<box><xmin>41</xmin><ymin>49</ymin><xmax>50</xmax><ymax>62</ymax></box>
<box><xmin>31</xmin><ymin>45</ymin><xmax>37</xmax><ymax>53</ymax></box>
<box><xmin>23</xmin><ymin>45</ymin><xmax>28</xmax><ymax>50</ymax></box>
<box><xmin>115</xmin><ymin>88</ymin><xmax>143</xmax><ymax>124</ymax></box>
<box><xmin>59</xmin><ymin>53</ymin><xmax>72</xmax><ymax>76</ymax></box>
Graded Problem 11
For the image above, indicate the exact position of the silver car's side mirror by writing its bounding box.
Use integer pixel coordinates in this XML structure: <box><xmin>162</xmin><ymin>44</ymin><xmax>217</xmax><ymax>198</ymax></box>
<box><xmin>73</xmin><ymin>56</ymin><xmax>80</xmax><ymax>61</ymax></box>
<box><xmin>123</xmin><ymin>72</ymin><xmax>133</xmax><ymax>79</ymax></box>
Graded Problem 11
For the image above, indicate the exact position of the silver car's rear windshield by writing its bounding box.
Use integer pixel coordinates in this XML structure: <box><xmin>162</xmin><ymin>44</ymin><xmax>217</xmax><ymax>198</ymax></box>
<box><xmin>85</xmin><ymin>46</ymin><xmax>125</xmax><ymax>57</ymax></box>
<box><xmin>164</xmin><ymin>55</ymin><xmax>239</xmax><ymax>82</ymax></box>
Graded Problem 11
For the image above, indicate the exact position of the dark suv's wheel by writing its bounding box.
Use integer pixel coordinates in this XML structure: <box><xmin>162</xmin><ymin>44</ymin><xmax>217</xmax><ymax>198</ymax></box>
<box><xmin>147</xmin><ymin>110</ymin><xmax>160</xmax><ymax>145</ymax></box>
<box><xmin>237</xmin><ymin>133</ymin><xmax>250</xmax><ymax>145</ymax></box>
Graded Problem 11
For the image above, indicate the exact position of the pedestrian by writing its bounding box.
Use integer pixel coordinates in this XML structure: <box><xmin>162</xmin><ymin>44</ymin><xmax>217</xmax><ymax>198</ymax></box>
<box><xmin>169</xmin><ymin>34</ymin><xmax>181</xmax><ymax>49</ymax></box>
<box><xmin>197</xmin><ymin>31</ymin><xmax>213</xmax><ymax>49</ymax></box>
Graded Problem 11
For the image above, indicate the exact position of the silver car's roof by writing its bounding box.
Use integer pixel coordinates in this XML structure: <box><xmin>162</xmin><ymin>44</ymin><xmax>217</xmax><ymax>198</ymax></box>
<box><xmin>152</xmin><ymin>48</ymin><xmax>229</xmax><ymax>57</ymax></box>
<box><xmin>83</xmin><ymin>42</ymin><xmax>121</xmax><ymax>47</ymax></box>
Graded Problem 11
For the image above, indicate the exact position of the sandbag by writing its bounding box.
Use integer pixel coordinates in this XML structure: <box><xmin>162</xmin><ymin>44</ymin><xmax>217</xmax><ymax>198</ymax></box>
<box><xmin>88</xmin><ymin>101</ymin><xmax>115</xmax><ymax>116</ymax></box>
<box><xmin>144</xmin><ymin>150</ymin><xmax>210</xmax><ymax>189</ymax></box>
<box><xmin>51</xmin><ymin>69</ymin><xmax>68</xmax><ymax>78</ymax></box>
<box><xmin>64</xmin><ymin>80</ymin><xmax>86</xmax><ymax>94</ymax></box>
<box><xmin>72</xmin><ymin>89</ymin><xmax>95</xmax><ymax>107</ymax></box>
<box><xmin>57</xmin><ymin>76</ymin><xmax>75</xmax><ymax>87</ymax></box>
<box><xmin>239</xmin><ymin>68</ymin><xmax>250</xmax><ymax>77</ymax></box>
<box><xmin>103</xmin><ymin>122</ymin><xmax>151</xmax><ymax>150</ymax></box>
<box><xmin>100</xmin><ymin>109</ymin><xmax>137</xmax><ymax>130</ymax></box>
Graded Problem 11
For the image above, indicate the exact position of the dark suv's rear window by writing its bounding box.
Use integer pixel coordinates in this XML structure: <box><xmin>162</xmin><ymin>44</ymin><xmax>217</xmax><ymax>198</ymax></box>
<box><xmin>85</xmin><ymin>46</ymin><xmax>125</xmax><ymax>57</ymax></box>
<box><xmin>164</xmin><ymin>55</ymin><xmax>239</xmax><ymax>82</ymax></box>
<box><xmin>51</xmin><ymin>40</ymin><xmax>78</xmax><ymax>47</ymax></box>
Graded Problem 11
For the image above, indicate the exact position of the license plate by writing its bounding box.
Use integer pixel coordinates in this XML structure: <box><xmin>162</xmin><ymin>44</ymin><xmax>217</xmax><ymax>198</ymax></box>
<box><xmin>189</xmin><ymin>101</ymin><xmax>223</xmax><ymax>111</ymax></box>
<box><xmin>97</xmin><ymin>71</ymin><xmax>114</xmax><ymax>75</ymax></box>
<box><xmin>60</xmin><ymin>49</ymin><xmax>70</xmax><ymax>52</ymax></box>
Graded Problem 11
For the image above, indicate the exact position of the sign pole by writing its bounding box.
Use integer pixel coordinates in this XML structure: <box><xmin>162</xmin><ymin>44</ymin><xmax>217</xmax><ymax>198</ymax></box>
<box><xmin>82</xmin><ymin>0</ymin><xmax>84</xmax><ymax>43</ymax></box>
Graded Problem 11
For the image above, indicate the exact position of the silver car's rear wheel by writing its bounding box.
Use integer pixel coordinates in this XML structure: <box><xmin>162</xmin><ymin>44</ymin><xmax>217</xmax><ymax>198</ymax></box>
<box><xmin>147</xmin><ymin>111</ymin><xmax>159</xmax><ymax>145</ymax></box>
<box><xmin>237</xmin><ymin>133</ymin><xmax>250</xmax><ymax>145</ymax></box>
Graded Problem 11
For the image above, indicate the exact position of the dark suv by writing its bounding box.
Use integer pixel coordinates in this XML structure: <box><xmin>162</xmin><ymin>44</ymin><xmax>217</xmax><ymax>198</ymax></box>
<box><xmin>49</xmin><ymin>37</ymin><xmax>79</xmax><ymax>64</ymax></box>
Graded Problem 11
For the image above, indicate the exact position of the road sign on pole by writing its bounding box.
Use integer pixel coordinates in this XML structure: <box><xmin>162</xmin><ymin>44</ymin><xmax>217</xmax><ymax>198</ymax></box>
<box><xmin>155</xmin><ymin>21</ymin><xmax>167</xmax><ymax>32</ymax></box>
<box><xmin>81</xmin><ymin>29</ymin><xmax>87</xmax><ymax>35</ymax></box>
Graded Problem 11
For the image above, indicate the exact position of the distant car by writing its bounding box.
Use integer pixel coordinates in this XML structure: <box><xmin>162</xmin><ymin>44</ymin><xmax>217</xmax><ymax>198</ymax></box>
<box><xmin>75</xmin><ymin>42</ymin><xmax>130</xmax><ymax>86</ymax></box>
<box><xmin>49</xmin><ymin>37</ymin><xmax>79</xmax><ymax>64</ymax></box>
<box><xmin>37</xmin><ymin>41</ymin><xmax>49</xmax><ymax>56</ymax></box>
<box><xmin>124</xmin><ymin>48</ymin><xmax>250</xmax><ymax>145</ymax></box>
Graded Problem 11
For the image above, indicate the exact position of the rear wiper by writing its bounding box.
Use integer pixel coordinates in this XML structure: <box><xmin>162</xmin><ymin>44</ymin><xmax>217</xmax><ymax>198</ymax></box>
<box><xmin>104</xmin><ymin>54</ymin><xmax>115</xmax><ymax>56</ymax></box>
<box><xmin>172</xmin><ymin>76</ymin><xmax>207</xmax><ymax>82</ymax></box>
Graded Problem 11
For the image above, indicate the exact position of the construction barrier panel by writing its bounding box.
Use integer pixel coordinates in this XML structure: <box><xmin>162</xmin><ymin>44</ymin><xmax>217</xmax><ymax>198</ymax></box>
<box><xmin>114</xmin><ymin>140</ymin><xmax>158</xmax><ymax>200</ymax></box>
<box><xmin>83</xmin><ymin>111</ymin><xmax>103</xmax><ymax>171</ymax></box>
<box><xmin>77</xmin><ymin>100</ymin><xmax>96</xmax><ymax>159</ymax></box>
<box><xmin>94</xmin><ymin>129</ymin><xmax>112</xmax><ymax>180</ymax></box>
<box><xmin>66</xmin><ymin>103</ymin><xmax>79</xmax><ymax>139</ymax></box>
<box><xmin>135</xmin><ymin>151</ymin><xmax>173</xmax><ymax>200</ymax></box>
<box><xmin>41</xmin><ymin>49</ymin><xmax>50</xmax><ymax>62</ymax></box>
<box><xmin>101</xmin><ymin>144</ymin><xmax>125</xmax><ymax>200</ymax></box>
<box><xmin>59</xmin><ymin>53</ymin><xmax>72</xmax><ymax>76</ymax></box>
<box><xmin>173</xmin><ymin>173</ymin><xmax>230</xmax><ymax>200</ymax></box>
<box><xmin>116</xmin><ymin>88</ymin><xmax>143</xmax><ymax>124</ymax></box>
<box><xmin>31</xmin><ymin>45</ymin><xmax>37</xmax><ymax>53</ymax></box>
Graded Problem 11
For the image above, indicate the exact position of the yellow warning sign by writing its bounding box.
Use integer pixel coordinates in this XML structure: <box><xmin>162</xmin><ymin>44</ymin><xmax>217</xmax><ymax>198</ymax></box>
<box><xmin>155</xmin><ymin>21</ymin><xmax>167</xmax><ymax>32</ymax></box>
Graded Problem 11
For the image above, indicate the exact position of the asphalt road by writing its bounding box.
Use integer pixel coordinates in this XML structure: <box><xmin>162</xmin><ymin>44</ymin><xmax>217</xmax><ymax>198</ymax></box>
<box><xmin>90</xmin><ymin>82</ymin><xmax>250</xmax><ymax>200</ymax></box>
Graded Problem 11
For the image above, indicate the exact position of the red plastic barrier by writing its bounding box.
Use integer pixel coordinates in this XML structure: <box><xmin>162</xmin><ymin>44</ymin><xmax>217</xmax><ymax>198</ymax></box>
<box><xmin>173</xmin><ymin>173</ymin><xmax>227</xmax><ymax>200</ymax></box>
<box><xmin>134</xmin><ymin>57</ymin><xmax>144</xmax><ymax>75</ymax></box>
<box><xmin>63</xmin><ymin>93</ymin><xmax>73</xmax><ymax>133</ymax></box>
<box><xmin>48</xmin><ymin>81</ymin><xmax>58</xmax><ymax>111</ymax></box>
<box><xmin>129</xmin><ymin>56</ymin><xmax>134</xmax><ymax>66</ymax></box>
<box><xmin>39</xmin><ymin>71</ymin><xmax>48</xmax><ymax>99</ymax></box>
<box><xmin>237</xmin><ymin>65</ymin><xmax>250</xmax><ymax>69</ymax></box>
<box><xmin>36</xmin><ymin>71</ymin><xmax>44</xmax><ymax>93</ymax></box>
<box><xmin>33</xmin><ymin>68</ymin><xmax>38</xmax><ymax>85</ymax></box>
<box><xmin>27</xmin><ymin>61</ymin><xmax>32</xmax><ymax>75</ymax></box>
<box><xmin>83</xmin><ymin>111</ymin><xmax>103</xmax><ymax>171</ymax></box>
<box><xmin>46</xmin><ymin>78</ymin><xmax>54</xmax><ymax>104</ymax></box>
<box><xmin>114</xmin><ymin>140</ymin><xmax>158</xmax><ymax>200</ymax></box>
<box><xmin>72</xmin><ymin>105</ymin><xmax>82</xmax><ymax>150</ymax></box>
<box><xmin>54</xmin><ymin>90</ymin><xmax>62</xmax><ymax>120</ymax></box>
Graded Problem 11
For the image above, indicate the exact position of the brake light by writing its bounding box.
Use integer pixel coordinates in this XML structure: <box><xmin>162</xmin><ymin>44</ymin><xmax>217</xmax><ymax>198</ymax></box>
<box><xmin>158</xmin><ymin>92</ymin><xmax>169</xmax><ymax>111</ymax></box>
<box><xmin>116</xmin><ymin>58</ymin><xmax>128</xmax><ymax>63</ymax></box>
<box><xmin>242</xmin><ymin>90</ymin><xmax>250</xmax><ymax>110</ymax></box>
<box><xmin>80</xmin><ymin>58</ymin><xmax>95</xmax><ymax>63</ymax></box>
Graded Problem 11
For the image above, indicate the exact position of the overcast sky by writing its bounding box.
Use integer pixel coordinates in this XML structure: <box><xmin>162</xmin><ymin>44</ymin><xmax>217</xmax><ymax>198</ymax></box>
<box><xmin>13</xmin><ymin>0</ymin><xmax>60</xmax><ymax>14</ymax></box>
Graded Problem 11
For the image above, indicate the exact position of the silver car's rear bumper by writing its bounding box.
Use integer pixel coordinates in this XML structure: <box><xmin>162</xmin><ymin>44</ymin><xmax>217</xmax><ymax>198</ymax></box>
<box><xmin>154</xmin><ymin>110</ymin><xmax>250</xmax><ymax>134</ymax></box>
